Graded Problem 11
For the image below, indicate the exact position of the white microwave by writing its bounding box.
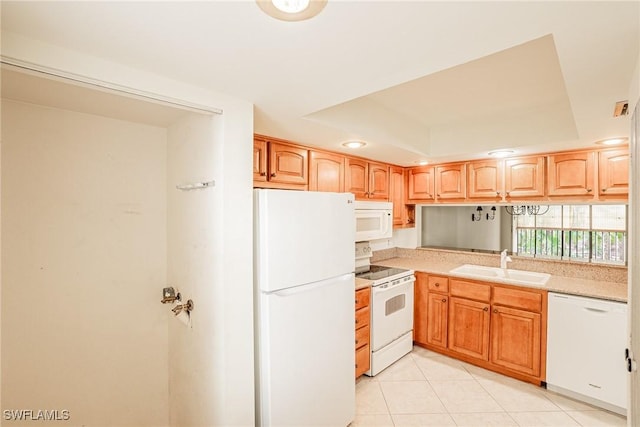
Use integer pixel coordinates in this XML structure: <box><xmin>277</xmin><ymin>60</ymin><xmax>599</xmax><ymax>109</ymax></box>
<box><xmin>355</xmin><ymin>201</ymin><xmax>393</xmax><ymax>242</ymax></box>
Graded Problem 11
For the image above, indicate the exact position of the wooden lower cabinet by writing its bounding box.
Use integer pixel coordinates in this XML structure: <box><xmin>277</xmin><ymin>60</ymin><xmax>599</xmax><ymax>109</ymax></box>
<box><xmin>448</xmin><ymin>296</ymin><xmax>490</xmax><ymax>360</ymax></box>
<box><xmin>355</xmin><ymin>287</ymin><xmax>371</xmax><ymax>378</ymax></box>
<box><xmin>414</xmin><ymin>274</ymin><xmax>547</xmax><ymax>385</ymax></box>
<box><xmin>490</xmin><ymin>305</ymin><xmax>541</xmax><ymax>377</ymax></box>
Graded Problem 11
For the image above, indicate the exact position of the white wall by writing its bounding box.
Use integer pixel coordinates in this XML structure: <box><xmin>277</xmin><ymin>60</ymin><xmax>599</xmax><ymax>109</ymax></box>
<box><xmin>1</xmin><ymin>100</ymin><xmax>169</xmax><ymax>426</ymax></box>
<box><xmin>166</xmin><ymin>110</ymin><xmax>254</xmax><ymax>426</ymax></box>
<box><xmin>2</xmin><ymin>33</ymin><xmax>256</xmax><ymax>427</ymax></box>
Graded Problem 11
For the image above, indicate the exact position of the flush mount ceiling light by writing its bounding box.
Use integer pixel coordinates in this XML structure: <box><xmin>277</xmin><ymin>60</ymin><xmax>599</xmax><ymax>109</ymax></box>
<box><xmin>415</xmin><ymin>160</ymin><xmax>430</xmax><ymax>166</ymax></box>
<box><xmin>487</xmin><ymin>150</ymin><xmax>515</xmax><ymax>158</ymax></box>
<box><xmin>342</xmin><ymin>140</ymin><xmax>366</xmax><ymax>149</ymax></box>
<box><xmin>256</xmin><ymin>0</ymin><xmax>327</xmax><ymax>21</ymax></box>
<box><xmin>596</xmin><ymin>137</ymin><xmax>628</xmax><ymax>146</ymax></box>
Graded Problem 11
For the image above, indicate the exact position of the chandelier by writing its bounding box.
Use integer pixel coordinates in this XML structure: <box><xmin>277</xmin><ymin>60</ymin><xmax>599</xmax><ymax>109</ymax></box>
<box><xmin>505</xmin><ymin>205</ymin><xmax>550</xmax><ymax>216</ymax></box>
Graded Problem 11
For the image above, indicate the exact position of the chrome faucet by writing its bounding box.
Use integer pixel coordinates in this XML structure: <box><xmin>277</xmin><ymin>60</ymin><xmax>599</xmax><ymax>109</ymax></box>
<box><xmin>500</xmin><ymin>249</ymin><xmax>512</xmax><ymax>269</ymax></box>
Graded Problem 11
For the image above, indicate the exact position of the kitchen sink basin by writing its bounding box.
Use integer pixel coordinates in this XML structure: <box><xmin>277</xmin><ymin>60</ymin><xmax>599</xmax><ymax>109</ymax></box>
<box><xmin>449</xmin><ymin>264</ymin><xmax>551</xmax><ymax>287</ymax></box>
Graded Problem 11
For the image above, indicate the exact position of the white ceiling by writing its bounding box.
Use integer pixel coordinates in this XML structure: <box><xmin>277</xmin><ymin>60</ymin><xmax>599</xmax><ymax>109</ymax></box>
<box><xmin>1</xmin><ymin>1</ymin><xmax>639</xmax><ymax>166</ymax></box>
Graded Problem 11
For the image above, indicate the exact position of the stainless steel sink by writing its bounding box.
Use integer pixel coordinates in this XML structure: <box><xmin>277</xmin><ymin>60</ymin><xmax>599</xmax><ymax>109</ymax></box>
<box><xmin>448</xmin><ymin>264</ymin><xmax>551</xmax><ymax>287</ymax></box>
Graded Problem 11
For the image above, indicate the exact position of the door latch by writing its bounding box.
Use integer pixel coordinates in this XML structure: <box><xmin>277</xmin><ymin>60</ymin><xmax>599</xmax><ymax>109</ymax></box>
<box><xmin>625</xmin><ymin>348</ymin><xmax>637</xmax><ymax>373</ymax></box>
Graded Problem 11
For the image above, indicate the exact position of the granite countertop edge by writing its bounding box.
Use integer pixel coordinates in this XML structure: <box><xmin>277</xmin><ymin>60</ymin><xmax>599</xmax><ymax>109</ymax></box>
<box><xmin>370</xmin><ymin>257</ymin><xmax>628</xmax><ymax>303</ymax></box>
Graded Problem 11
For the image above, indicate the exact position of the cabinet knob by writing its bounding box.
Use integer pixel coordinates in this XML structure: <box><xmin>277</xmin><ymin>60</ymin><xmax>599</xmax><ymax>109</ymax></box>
<box><xmin>260</xmin><ymin>172</ymin><xmax>266</xmax><ymax>176</ymax></box>
<box><xmin>435</xmin><ymin>283</ymin><xmax>440</xmax><ymax>287</ymax></box>
<box><xmin>483</xmin><ymin>307</ymin><xmax>489</xmax><ymax>312</ymax></box>
<box><xmin>496</xmin><ymin>191</ymin><xmax>501</xmax><ymax>196</ymax></box>
<box><xmin>355</xmin><ymin>319</ymin><xmax>359</xmax><ymax>324</ymax></box>
<box><xmin>602</xmin><ymin>188</ymin><xmax>607</xmax><ymax>192</ymax></box>
<box><xmin>442</xmin><ymin>298</ymin><xmax>447</xmax><ymax>303</ymax></box>
<box><xmin>355</xmin><ymin>300</ymin><xmax>358</xmax><ymax>304</ymax></box>
<box><xmin>586</xmin><ymin>188</ymin><xmax>592</xmax><ymax>192</ymax></box>
<box><xmin>355</xmin><ymin>339</ymin><xmax>359</xmax><ymax>345</ymax></box>
<box><xmin>493</xmin><ymin>308</ymin><xmax>498</xmax><ymax>313</ymax></box>
<box><xmin>506</xmin><ymin>191</ymin><xmax>510</xmax><ymax>196</ymax></box>
<box><xmin>271</xmin><ymin>173</ymin><xmax>276</xmax><ymax>178</ymax></box>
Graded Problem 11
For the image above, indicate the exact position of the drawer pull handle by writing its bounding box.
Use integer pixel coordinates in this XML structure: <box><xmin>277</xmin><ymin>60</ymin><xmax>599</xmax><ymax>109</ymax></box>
<box><xmin>586</xmin><ymin>188</ymin><xmax>592</xmax><ymax>192</ymax></box>
<box><xmin>435</xmin><ymin>283</ymin><xmax>440</xmax><ymax>287</ymax></box>
<box><xmin>442</xmin><ymin>298</ymin><xmax>447</xmax><ymax>303</ymax></box>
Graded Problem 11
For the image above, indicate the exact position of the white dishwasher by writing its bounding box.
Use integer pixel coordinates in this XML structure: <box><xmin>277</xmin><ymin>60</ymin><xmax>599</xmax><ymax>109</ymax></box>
<box><xmin>546</xmin><ymin>292</ymin><xmax>628</xmax><ymax>415</ymax></box>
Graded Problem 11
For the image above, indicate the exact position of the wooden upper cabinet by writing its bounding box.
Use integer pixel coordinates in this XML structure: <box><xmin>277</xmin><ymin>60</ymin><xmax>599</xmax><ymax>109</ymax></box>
<box><xmin>599</xmin><ymin>148</ymin><xmax>629</xmax><ymax>197</ymax></box>
<box><xmin>435</xmin><ymin>163</ymin><xmax>466</xmax><ymax>200</ymax></box>
<box><xmin>345</xmin><ymin>158</ymin><xmax>368</xmax><ymax>199</ymax></box>
<box><xmin>309</xmin><ymin>150</ymin><xmax>345</xmax><ymax>192</ymax></box>
<box><xmin>505</xmin><ymin>156</ymin><xmax>545</xmax><ymax>199</ymax></box>
<box><xmin>547</xmin><ymin>151</ymin><xmax>595</xmax><ymax>198</ymax></box>
<box><xmin>467</xmin><ymin>160</ymin><xmax>503</xmax><ymax>200</ymax></box>
<box><xmin>408</xmin><ymin>166</ymin><xmax>435</xmax><ymax>202</ymax></box>
<box><xmin>346</xmin><ymin>158</ymin><xmax>390</xmax><ymax>200</ymax></box>
<box><xmin>389</xmin><ymin>166</ymin><xmax>405</xmax><ymax>226</ymax></box>
<box><xmin>269</xmin><ymin>141</ymin><xmax>308</xmax><ymax>185</ymax></box>
<box><xmin>253</xmin><ymin>138</ymin><xmax>268</xmax><ymax>182</ymax></box>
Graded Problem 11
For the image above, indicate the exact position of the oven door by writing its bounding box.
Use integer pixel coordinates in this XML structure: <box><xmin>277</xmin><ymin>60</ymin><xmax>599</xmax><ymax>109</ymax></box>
<box><xmin>370</xmin><ymin>276</ymin><xmax>415</xmax><ymax>352</ymax></box>
<box><xmin>355</xmin><ymin>209</ymin><xmax>392</xmax><ymax>242</ymax></box>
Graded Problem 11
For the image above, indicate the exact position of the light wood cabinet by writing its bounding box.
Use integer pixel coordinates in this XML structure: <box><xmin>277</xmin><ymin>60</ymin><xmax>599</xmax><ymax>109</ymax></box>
<box><xmin>435</xmin><ymin>163</ymin><xmax>466</xmax><ymax>200</ymax></box>
<box><xmin>448</xmin><ymin>296</ymin><xmax>491</xmax><ymax>361</ymax></box>
<box><xmin>309</xmin><ymin>150</ymin><xmax>345</xmax><ymax>192</ymax></box>
<box><xmin>599</xmin><ymin>148</ymin><xmax>629</xmax><ymax>197</ymax></box>
<box><xmin>253</xmin><ymin>138</ymin><xmax>268</xmax><ymax>182</ymax></box>
<box><xmin>389</xmin><ymin>166</ymin><xmax>407</xmax><ymax>227</ymax></box>
<box><xmin>253</xmin><ymin>136</ymin><xmax>309</xmax><ymax>189</ymax></box>
<box><xmin>504</xmin><ymin>156</ymin><xmax>545</xmax><ymax>200</ymax></box>
<box><xmin>346</xmin><ymin>158</ymin><xmax>390</xmax><ymax>200</ymax></box>
<box><xmin>547</xmin><ymin>151</ymin><xmax>596</xmax><ymax>198</ymax></box>
<box><xmin>407</xmin><ymin>166</ymin><xmax>435</xmax><ymax>202</ymax></box>
<box><xmin>355</xmin><ymin>287</ymin><xmax>371</xmax><ymax>378</ymax></box>
<box><xmin>413</xmin><ymin>272</ymin><xmax>429</xmax><ymax>345</ymax></box>
<box><xmin>413</xmin><ymin>274</ymin><xmax>547</xmax><ymax>385</ymax></box>
<box><xmin>490</xmin><ymin>305</ymin><xmax>542</xmax><ymax>377</ymax></box>
<box><xmin>467</xmin><ymin>160</ymin><xmax>503</xmax><ymax>200</ymax></box>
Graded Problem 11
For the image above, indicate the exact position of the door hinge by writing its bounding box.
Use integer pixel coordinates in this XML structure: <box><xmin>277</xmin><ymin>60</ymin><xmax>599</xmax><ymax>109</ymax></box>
<box><xmin>625</xmin><ymin>348</ymin><xmax>637</xmax><ymax>373</ymax></box>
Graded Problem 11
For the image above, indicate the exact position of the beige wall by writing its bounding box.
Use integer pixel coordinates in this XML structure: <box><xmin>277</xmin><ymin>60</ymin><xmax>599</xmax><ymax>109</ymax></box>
<box><xmin>1</xmin><ymin>100</ymin><xmax>169</xmax><ymax>426</ymax></box>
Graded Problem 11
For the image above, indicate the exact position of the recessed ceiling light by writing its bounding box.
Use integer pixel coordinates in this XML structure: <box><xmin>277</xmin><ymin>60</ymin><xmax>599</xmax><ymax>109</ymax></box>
<box><xmin>596</xmin><ymin>137</ymin><xmax>628</xmax><ymax>146</ymax></box>
<box><xmin>342</xmin><ymin>140</ymin><xmax>366</xmax><ymax>149</ymax></box>
<box><xmin>256</xmin><ymin>0</ymin><xmax>327</xmax><ymax>21</ymax></box>
<box><xmin>488</xmin><ymin>150</ymin><xmax>514</xmax><ymax>158</ymax></box>
<box><xmin>415</xmin><ymin>160</ymin><xmax>429</xmax><ymax>165</ymax></box>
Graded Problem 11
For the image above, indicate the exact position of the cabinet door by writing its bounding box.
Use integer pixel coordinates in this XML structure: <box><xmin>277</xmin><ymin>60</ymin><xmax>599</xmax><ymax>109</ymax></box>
<box><xmin>448</xmin><ymin>297</ymin><xmax>490</xmax><ymax>360</ymax></box>
<box><xmin>408</xmin><ymin>166</ymin><xmax>435</xmax><ymax>201</ymax></box>
<box><xmin>599</xmin><ymin>149</ymin><xmax>629</xmax><ymax>197</ymax></box>
<box><xmin>309</xmin><ymin>151</ymin><xmax>345</xmax><ymax>192</ymax></box>
<box><xmin>413</xmin><ymin>272</ymin><xmax>429</xmax><ymax>345</ymax></box>
<box><xmin>505</xmin><ymin>156</ymin><xmax>545</xmax><ymax>199</ymax></box>
<box><xmin>435</xmin><ymin>163</ymin><xmax>466</xmax><ymax>200</ymax></box>
<box><xmin>547</xmin><ymin>151</ymin><xmax>595</xmax><ymax>197</ymax></box>
<box><xmin>467</xmin><ymin>160</ymin><xmax>503</xmax><ymax>200</ymax></box>
<box><xmin>389</xmin><ymin>166</ymin><xmax>405</xmax><ymax>226</ymax></box>
<box><xmin>253</xmin><ymin>138</ymin><xmax>268</xmax><ymax>182</ymax></box>
<box><xmin>355</xmin><ymin>343</ymin><xmax>370</xmax><ymax>378</ymax></box>
<box><xmin>426</xmin><ymin>293</ymin><xmax>448</xmax><ymax>349</ymax></box>
<box><xmin>368</xmin><ymin>162</ymin><xmax>390</xmax><ymax>200</ymax></box>
<box><xmin>345</xmin><ymin>158</ymin><xmax>369</xmax><ymax>200</ymax></box>
<box><xmin>490</xmin><ymin>305</ymin><xmax>541</xmax><ymax>377</ymax></box>
<box><xmin>269</xmin><ymin>141</ymin><xmax>308</xmax><ymax>185</ymax></box>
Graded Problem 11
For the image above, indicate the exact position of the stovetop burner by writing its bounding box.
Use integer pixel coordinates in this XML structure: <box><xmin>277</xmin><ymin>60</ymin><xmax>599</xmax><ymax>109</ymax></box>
<box><xmin>355</xmin><ymin>265</ymin><xmax>411</xmax><ymax>282</ymax></box>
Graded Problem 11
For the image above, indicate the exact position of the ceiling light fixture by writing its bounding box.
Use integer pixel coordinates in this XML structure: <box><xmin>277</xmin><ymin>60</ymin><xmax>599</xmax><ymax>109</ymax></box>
<box><xmin>256</xmin><ymin>0</ymin><xmax>327</xmax><ymax>21</ymax></box>
<box><xmin>342</xmin><ymin>140</ymin><xmax>366</xmax><ymax>149</ymax></box>
<box><xmin>416</xmin><ymin>160</ymin><xmax>429</xmax><ymax>166</ymax></box>
<box><xmin>596</xmin><ymin>137</ymin><xmax>628</xmax><ymax>146</ymax></box>
<box><xmin>487</xmin><ymin>150</ymin><xmax>514</xmax><ymax>158</ymax></box>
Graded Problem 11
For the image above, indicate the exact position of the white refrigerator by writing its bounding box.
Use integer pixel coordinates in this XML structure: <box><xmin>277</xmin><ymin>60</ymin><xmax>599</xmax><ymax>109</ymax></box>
<box><xmin>254</xmin><ymin>189</ymin><xmax>356</xmax><ymax>427</ymax></box>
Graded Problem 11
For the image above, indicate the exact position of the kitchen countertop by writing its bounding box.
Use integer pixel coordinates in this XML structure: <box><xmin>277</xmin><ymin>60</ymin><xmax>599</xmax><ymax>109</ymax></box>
<box><xmin>355</xmin><ymin>277</ymin><xmax>373</xmax><ymax>291</ymax></box>
<box><xmin>373</xmin><ymin>257</ymin><xmax>628</xmax><ymax>302</ymax></box>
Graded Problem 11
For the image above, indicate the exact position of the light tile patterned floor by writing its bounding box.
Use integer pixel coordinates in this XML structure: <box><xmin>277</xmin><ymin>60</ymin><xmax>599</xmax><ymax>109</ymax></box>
<box><xmin>353</xmin><ymin>347</ymin><xmax>627</xmax><ymax>427</ymax></box>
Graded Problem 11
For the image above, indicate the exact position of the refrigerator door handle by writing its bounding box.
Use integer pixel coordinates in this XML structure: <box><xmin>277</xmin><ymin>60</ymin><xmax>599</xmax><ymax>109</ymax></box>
<box><xmin>271</xmin><ymin>273</ymin><xmax>354</xmax><ymax>297</ymax></box>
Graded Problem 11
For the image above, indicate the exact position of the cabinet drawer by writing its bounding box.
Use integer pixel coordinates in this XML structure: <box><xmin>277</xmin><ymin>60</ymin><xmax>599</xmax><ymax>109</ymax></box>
<box><xmin>450</xmin><ymin>279</ymin><xmax>491</xmax><ymax>302</ymax></box>
<box><xmin>355</xmin><ymin>343</ymin><xmax>370</xmax><ymax>377</ymax></box>
<box><xmin>355</xmin><ymin>287</ymin><xmax>370</xmax><ymax>310</ymax></box>
<box><xmin>428</xmin><ymin>275</ymin><xmax>449</xmax><ymax>293</ymax></box>
<box><xmin>355</xmin><ymin>324</ymin><xmax>370</xmax><ymax>350</ymax></box>
<box><xmin>493</xmin><ymin>286</ymin><xmax>543</xmax><ymax>312</ymax></box>
<box><xmin>355</xmin><ymin>306</ymin><xmax>370</xmax><ymax>328</ymax></box>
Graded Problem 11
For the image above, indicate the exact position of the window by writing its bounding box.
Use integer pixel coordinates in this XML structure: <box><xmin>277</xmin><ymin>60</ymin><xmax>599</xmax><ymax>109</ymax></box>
<box><xmin>513</xmin><ymin>205</ymin><xmax>627</xmax><ymax>265</ymax></box>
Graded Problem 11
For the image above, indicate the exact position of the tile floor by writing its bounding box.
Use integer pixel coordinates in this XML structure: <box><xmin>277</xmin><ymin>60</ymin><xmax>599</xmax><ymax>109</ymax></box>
<box><xmin>353</xmin><ymin>346</ymin><xmax>627</xmax><ymax>427</ymax></box>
